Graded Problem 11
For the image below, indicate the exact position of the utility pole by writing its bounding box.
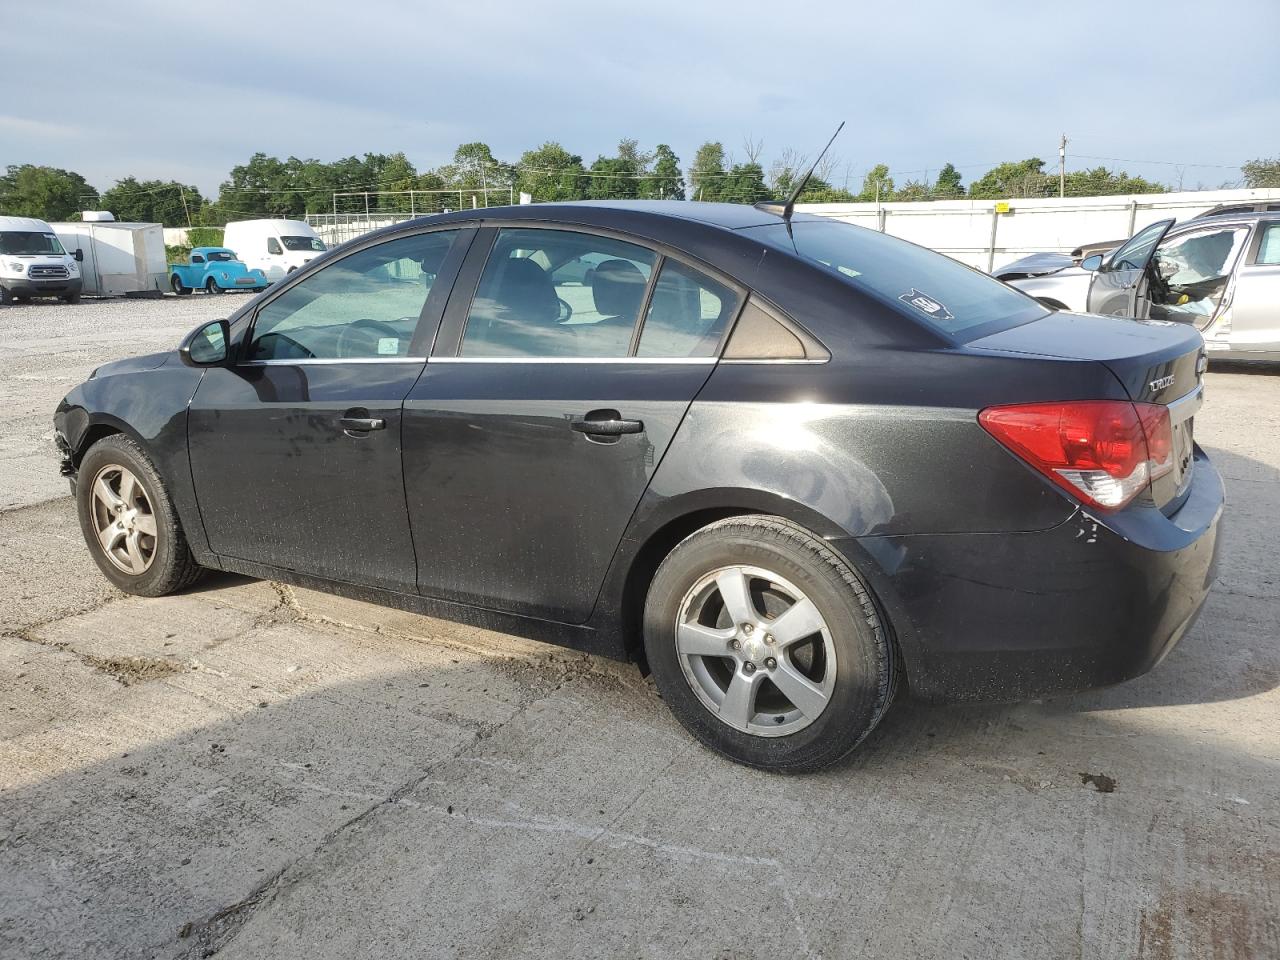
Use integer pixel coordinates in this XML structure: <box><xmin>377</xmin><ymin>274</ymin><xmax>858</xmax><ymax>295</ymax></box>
<box><xmin>179</xmin><ymin>186</ymin><xmax>191</xmax><ymax>228</ymax></box>
<box><xmin>1059</xmin><ymin>133</ymin><xmax>1068</xmax><ymax>198</ymax></box>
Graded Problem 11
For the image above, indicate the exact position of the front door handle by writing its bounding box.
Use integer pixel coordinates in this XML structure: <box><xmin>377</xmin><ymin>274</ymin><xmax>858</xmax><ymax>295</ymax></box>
<box><xmin>571</xmin><ymin>410</ymin><xmax>643</xmax><ymax>439</ymax></box>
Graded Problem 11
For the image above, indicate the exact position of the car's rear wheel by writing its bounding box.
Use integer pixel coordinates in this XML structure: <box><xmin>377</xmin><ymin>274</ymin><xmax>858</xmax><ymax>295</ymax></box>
<box><xmin>643</xmin><ymin>515</ymin><xmax>895</xmax><ymax>772</ymax></box>
<box><xmin>205</xmin><ymin>278</ymin><xmax>223</xmax><ymax>295</ymax></box>
<box><xmin>76</xmin><ymin>434</ymin><xmax>204</xmax><ymax>597</ymax></box>
<box><xmin>171</xmin><ymin>274</ymin><xmax>191</xmax><ymax>296</ymax></box>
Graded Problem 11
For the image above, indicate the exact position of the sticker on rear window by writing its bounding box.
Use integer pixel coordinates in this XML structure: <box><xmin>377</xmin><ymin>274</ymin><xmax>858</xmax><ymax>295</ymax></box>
<box><xmin>899</xmin><ymin>289</ymin><xmax>954</xmax><ymax>323</ymax></box>
<box><xmin>377</xmin><ymin>337</ymin><xmax>400</xmax><ymax>355</ymax></box>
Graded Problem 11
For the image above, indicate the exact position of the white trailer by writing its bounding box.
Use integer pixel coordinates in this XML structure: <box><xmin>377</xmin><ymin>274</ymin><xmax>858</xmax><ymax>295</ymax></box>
<box><xmin>50</xmin><ymin>220</ymin><xmax>167</xmax><ymax>297</ymax></box>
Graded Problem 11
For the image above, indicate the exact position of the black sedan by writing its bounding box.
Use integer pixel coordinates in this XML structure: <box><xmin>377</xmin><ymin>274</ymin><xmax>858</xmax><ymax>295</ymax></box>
<box><xmin>54</xmin><ymin>201</ymin><xmax>1223</xmax><ymax>771</ymax></box>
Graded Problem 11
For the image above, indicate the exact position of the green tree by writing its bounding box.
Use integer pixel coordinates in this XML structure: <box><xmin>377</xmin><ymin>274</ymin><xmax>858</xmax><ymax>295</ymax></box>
<box><xmin>968</xmin><ymin>158</ymin><xmax>1050</xmax><ymax>199</ymax></box>
<box><xmin>1242</xmin><ymin>158</ymin><xmax>1280</xmax><ymax>188</ymax></box>
<box><xmin>933</xmin><ymin>163</ymin><xmax>964</xmax><ymax>199</ymax></box>
<box><xmin>100</xmin><ymin>177</ymin><xmax>203</xmax><ymax>225</ymax></box>
<box><xmin>586</xmin><ymin>156</ymin><xmax>638</xmax><ymax>200</ymax></box>
<box><xmin>1062</xmin><ymin>166</ymin><xmax>1164</xmax><ymax>197</ymax></box>
<box><xmin>438</xmin><ymin>143</ymin><xmax>515</xmax><ymax>204</ymax></box>
<box><xmin>516</xmin><ymin>142</ymin><xmax>588</xmax><ymax>201</ymax></box>
<box><xmin>0</xmin><ymin>164</ymin><xmax>98</xmax><ymax>220</ymax></box>
<box><xmin>689</xmin><ymin>142</ymin><xmax>727</xmax><ymax>201</ymax></box>
<box><xmin>642</xmin><ymin>144</ymin><xmax>684</xmax><ymax>200</ymax></box>
<box><xmin>720</xmin><ymin>162</ymin><xmax>771</xmax><ymax>204</ymax></box>
<box><xmin>856</xmin><ymin>164</ymin><xmax>895</xmax><ymax>202</ymax></box>
<box><xmin>895</xmin><ymin>179</ymin><xmax>932</xmax><ymax>202</ymax></box>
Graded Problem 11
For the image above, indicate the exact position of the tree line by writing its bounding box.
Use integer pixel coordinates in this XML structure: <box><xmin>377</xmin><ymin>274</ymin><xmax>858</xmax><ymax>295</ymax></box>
<box><xmin>3</xmin><ymin>141</ymin><xmax>1277</xmax><ymax>227</ymax></box>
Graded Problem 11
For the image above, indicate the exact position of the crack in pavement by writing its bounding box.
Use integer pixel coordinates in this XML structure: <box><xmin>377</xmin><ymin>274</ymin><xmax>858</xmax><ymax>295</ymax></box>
<box><xmin>168</xmin><ymin>680</ymin><xmax>563</xmax><ymax>959</ymax></box>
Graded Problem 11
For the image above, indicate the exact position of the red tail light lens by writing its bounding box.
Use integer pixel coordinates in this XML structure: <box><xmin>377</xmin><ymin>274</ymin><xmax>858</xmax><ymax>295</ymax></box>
<box><xmin>979</xmin><ymin>401</ymin><xmax>1173</xmax><ymax>511</ymax></box>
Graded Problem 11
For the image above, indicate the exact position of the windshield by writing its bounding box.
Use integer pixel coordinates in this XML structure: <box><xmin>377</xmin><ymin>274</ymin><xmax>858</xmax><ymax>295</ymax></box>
<box><xmin>205</xmin><ymin>250</ymin><xmax>237</xmax><ymax>262</ymax></box>
<box><xmin>745</xmin><ymin>220</ymin><xmax>1047</xmax><ymax>339</ymax></box>
<box><xmin>281</xmin><ymin>236</ymin><xmax>325</xmax><ymax>252</ymax></box>
<box><xmin>0</xmin><ymin>231</ymin><xmax>66</xmax><ymax>256</ymax></box>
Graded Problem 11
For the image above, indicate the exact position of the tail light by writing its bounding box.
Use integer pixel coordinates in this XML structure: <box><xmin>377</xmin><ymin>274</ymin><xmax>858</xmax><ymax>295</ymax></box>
<box><xmin>979</xmin><ymin>401</ymin><xmax>1174</xmax><ymax>511</ymax></box>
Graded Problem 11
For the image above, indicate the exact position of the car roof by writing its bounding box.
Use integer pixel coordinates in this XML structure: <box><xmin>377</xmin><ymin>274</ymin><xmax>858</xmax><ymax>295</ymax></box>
<box><xmin>411</xmin><ymin>199</ymin><xmax>823</xmax><ymax>233</ymax></box>
<box><xmin>192</xmin><ymin>246</ymin><xmax>233</xmax><ymax>254</ymax></box>
<box><xmin>1179</xmin><ymin>210</ymin><xmax>1280</xmax><ymax>228</ymax></box>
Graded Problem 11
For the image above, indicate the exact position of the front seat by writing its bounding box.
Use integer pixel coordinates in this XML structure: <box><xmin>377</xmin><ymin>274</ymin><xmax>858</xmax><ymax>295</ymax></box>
<box><xmin>470</xmin><ymin>256</ymin><xmax>571</xmax><ymax>356</ymax></box>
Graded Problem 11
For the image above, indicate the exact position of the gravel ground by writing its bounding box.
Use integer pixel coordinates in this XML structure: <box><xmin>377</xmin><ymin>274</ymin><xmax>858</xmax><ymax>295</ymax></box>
<box><xmin>0</xmin><ymin>296</ymin><xmax>1277</xmax><ymax>960</ymax></box>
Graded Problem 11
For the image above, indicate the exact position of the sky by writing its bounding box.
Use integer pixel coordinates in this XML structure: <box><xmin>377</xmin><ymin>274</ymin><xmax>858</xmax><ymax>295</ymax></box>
<box><xmin>2</xmin><ymin>0</ymin><xmax>1278</xmax><ymax>199</ymax></box>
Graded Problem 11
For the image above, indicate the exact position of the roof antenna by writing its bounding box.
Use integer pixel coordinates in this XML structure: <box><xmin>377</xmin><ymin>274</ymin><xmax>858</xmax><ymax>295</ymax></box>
<box><xmin>756</xmin><ymin>121</ymin><xmax>845</xmax><ymax>221</ymax></box>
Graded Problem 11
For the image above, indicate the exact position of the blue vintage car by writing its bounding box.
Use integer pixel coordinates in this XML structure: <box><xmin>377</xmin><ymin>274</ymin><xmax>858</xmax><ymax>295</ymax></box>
<box><xmin>169</xmin><ymin>247</ymin><xmax>269</xmax><ymax>295</ymax></box>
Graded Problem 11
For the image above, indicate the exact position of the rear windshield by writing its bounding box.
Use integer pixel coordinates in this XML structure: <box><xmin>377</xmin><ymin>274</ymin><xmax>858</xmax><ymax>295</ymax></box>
<box><xmin>281</xmin><ymin>236</ymin><xmax>326</xmax><ymax>252</ymax></box>
<box><xmin>744</xmin><ymin>220</ymin><xmax>1047</xmax><ymax>339</ymax></box>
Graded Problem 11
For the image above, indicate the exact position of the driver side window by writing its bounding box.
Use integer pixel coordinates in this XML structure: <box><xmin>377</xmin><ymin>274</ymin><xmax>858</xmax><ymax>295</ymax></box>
<box><xmin>248</xmin><ymin>230</ymin><xmax>458</xmax><ymax>361</ymax></box>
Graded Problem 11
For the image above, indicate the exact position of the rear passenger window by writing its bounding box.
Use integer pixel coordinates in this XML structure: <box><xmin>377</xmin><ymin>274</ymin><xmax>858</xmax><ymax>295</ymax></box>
<box><xmin>461</xmin><ymin>228</ymin><xmax>655</xmax><ymax>358</ymax></box>
<box><xmin>636</xmin><ymin>261</ymin><xmax>740</xmax><ymax>357</ymax></box>
<box><xmin>1257</xmin><ymin>224</ymin><xmax>1280</xmax><ymax>265</ymax></box>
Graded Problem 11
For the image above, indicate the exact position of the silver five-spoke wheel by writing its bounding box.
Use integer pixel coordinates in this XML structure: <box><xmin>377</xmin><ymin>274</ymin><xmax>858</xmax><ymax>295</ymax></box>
<box><xmin>675</xmin><ymin>564</ymin><xmax>836</xmax><ymax>737</ymax></box>
<box><xmin>90</xmin><ymin>464</ymin><xmax>158</xmax><ymax>575</ymax></box>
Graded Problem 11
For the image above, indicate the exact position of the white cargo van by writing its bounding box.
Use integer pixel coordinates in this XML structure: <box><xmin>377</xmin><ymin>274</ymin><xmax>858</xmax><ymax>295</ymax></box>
<box><xmin>223</xmin><ymin>219</ymin><xmax>326</xmax><ymax>281</ymax></box>
<box><xmin>0</xmin><ymin>215</ymin><xmax>83</xmax><ymax>304</ymax></box>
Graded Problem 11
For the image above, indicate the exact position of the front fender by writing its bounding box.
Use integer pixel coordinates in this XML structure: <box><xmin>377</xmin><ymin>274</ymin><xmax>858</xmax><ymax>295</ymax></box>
<box><xmin>54</xmin><ymin>358</ymin><xmax>212</xmax><ymax>557</ymax></box>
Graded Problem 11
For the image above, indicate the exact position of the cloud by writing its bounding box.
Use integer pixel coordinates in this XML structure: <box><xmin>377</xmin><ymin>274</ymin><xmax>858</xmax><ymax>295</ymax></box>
<box><xmin>2</xmin><ymin>0</ymin><xmax>1278</xmax><ymax>196</ymax></box>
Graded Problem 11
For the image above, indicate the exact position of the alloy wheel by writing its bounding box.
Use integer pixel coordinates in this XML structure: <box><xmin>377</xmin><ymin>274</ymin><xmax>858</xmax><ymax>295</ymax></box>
<box><xmin>90</xmin><ymin>464</ymin><xmax>158</xmax><ymax>575</ymax></box>
<box><xmin>675</xmin><ymin>565</ymin><xmax>836</xmax><ymax>737</ymax></box>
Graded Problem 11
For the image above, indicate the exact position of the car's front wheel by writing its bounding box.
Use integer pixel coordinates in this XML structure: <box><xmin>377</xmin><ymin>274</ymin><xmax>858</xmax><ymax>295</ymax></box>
<box><xmin>205</xmin><ymin>278</ymin><xmax>224</xmax><ymax>295</ymax></box>
<box><xmin>76</xmin><ymin>434</ymin><xmax>204</xmax><ymax>596</ymax></box>
<box><xmin>644</xmin><ymin>515</ymin><xmax>896</xmax><ymax>772</ymax></box>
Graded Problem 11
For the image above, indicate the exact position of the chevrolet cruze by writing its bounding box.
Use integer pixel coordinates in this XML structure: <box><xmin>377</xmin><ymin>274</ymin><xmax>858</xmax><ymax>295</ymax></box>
<box><xmin>54</xmin><ymin>201</ymin><xmax>1224</xmax><ymax>771</ymax></box>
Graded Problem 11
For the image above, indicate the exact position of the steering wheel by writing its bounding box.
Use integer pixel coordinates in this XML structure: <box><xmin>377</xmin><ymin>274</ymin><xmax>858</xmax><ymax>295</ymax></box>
<box><xmin>336</xmin><ymin>318</ymin><xmax>402</xmax><ymax>358</ymax></box>
<box><xmin>557</xmin><ymin>298</ymin><xmax>574</xmax><ymax>323</ymax></box>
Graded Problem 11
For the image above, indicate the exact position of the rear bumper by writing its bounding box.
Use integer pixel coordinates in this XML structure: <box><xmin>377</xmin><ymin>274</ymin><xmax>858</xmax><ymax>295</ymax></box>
<box><xmin>836</xmin><ymin>448</ymin><xmax>1224</xmax><ymax>702</ymax></box>
<box><xmin>2</xmin><ymin>277</ymin><xmax>82</xmax><ymax>298</ymax></box>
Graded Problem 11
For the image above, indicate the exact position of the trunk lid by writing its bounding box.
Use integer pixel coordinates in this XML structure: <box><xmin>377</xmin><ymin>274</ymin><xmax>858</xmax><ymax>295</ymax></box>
<box><xmin>969</xmin><ymin>311</ymin><xmax>1206</xmax><ymax>511</ymax></box>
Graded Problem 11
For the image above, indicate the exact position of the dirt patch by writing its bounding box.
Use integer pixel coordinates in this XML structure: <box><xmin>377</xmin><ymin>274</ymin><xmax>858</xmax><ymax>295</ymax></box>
<box><xmin>80</xmin><ymin>653</ymin><xmax>185</xmax><ymax>686</ymax></box>
<box><xmin>1079</xmin><ymin>772</ymin><xmax>1117</xmax><ymax>793</ymax></box>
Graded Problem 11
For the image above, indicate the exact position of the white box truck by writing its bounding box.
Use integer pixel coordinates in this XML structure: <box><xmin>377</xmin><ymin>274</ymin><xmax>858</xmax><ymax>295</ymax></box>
<box><xmin>223</xmin><ymin>219</ymin><xmax>327</xmax><ymax>281</ymax></box>
<box><xmin>0</xmin><ymin>215</ymin><xmax>84</xmax><ymax>304</ymax></box>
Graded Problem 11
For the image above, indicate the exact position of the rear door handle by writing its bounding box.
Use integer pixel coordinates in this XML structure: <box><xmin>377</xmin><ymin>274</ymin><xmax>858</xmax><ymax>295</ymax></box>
<box><xmin>339</xmin><ymin>415</ymin><xmax>385</xmax><ymax>433</ymax></box>
<box><xmin>571</xmin><ymin>414</ymin><xmax>643</xmax><ymax>438</ymax></box>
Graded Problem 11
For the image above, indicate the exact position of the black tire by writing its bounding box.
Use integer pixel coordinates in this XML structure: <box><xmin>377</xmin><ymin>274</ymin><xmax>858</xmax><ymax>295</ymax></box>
<box><xmin>61</xmin><ymin>293</ymin><xmax>81</xmax><ymax>304</ymax></box>
<box><xmin>75</xmin><ymin>434</ymin><xmax>204</xmax><ymax>597</ymax></box>
<box><xmin>205</xmin><ymin>278</ymin><xmax>224</xmax><ymax>295</ymax></box>
<box><xmin>171</xmin><ymin>275</ymin><xmax>191</xmax><ymax>296</ymax></box>
<box><xmin>643</xmin><ymin>515</ymin><xmax>895</xmax><ymax>772</ymax></box>
<box><xmin>0</xmin><ymin>287</ymin><xmax>10</xmax><ymax>305</ymax></box>
<box><xmin>15</xmin><ymin>294</ymin><xmax>31</xmax><ymax>303</ymax></box>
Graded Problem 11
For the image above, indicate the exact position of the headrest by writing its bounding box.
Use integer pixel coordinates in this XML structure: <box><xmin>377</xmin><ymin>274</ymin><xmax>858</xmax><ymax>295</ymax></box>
<box><xmin>491</xmin><ymin>257</ymin><xmax>560</xmax><ymax>325</ymax></box>
<box><xmin>592</xmin><ymin>259</ymin><xmax>647</xmax><ymax>321</ymax></box>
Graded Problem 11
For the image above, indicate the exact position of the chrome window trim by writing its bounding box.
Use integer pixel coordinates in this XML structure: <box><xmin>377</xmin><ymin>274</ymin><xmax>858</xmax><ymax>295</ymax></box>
<box><xmin>430</xmin><ymin>356</ymin><xmax>716</xmax><ymax>365</ymax></box>
<box><xmin>238</xmin><ymin>357</ymin><xmax>428</xmax><ymax>366</ymax></box>
<box><xmin>720</xmin><ymin>357</ymin><xmax>830</xmax><ymax>365</ymax></box>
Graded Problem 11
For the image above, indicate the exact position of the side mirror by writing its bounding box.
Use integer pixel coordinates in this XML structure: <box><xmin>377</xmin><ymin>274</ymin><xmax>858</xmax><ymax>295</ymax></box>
<box><xmin>1080</xmin><ymin>254</ymin><xmax>1104</xmax><ymax>272</ymax></box>
<box><xmin>179</xmin><ymin>318</ymin><xmax>230</xmax><ymax>367</ymax></box>
<box><xmin>74</xmin><ymin>248</ymin><xmax>84</xmax><ymax>262</ymax></box>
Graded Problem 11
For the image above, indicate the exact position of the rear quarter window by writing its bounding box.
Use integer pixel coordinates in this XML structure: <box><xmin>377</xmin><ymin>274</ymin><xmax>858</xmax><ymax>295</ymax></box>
<box><xmin>744</xmin><ymin>220</ymin><xmax>1047</xmax><ymax>340</ymax></box>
